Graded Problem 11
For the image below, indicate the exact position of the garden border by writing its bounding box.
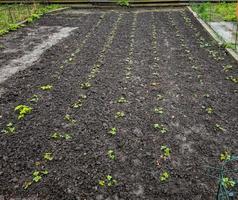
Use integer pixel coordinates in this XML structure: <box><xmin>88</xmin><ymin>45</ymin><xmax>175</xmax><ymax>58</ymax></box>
<box><xmin>187</xmin><ymin>6</ymin><xmax>238</xmax><ymax>62</ymax></box>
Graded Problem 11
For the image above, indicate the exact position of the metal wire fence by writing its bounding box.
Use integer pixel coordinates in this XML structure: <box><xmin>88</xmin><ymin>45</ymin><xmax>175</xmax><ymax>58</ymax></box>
<box><xmin>190</xmin><ymin>1</ymin><xmax>238</xmax><ymax>52</ymax></box>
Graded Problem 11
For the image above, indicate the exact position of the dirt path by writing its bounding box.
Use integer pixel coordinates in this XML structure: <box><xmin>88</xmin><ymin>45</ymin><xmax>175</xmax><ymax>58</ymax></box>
<box><xmin>0</xmin><ymin>8</ymin><xmax>237</xmax><ymax>200</ymax></box>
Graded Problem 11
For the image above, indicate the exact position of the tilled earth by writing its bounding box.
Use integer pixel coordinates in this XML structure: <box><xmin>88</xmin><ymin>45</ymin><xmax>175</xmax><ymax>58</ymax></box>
<box><xmin>0</xmin><ymin>7</ymin><xmax>237</xmax><ymax>200</ymax></box>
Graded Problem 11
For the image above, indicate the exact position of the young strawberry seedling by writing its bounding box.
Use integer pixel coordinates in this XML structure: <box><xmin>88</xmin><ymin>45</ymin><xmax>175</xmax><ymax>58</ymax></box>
<box><xmin>115</xmin><ymin>111</ymin><xmax>125</xmax><ymax>119</ymax></box>
<box><xmin>214</xmin><ymin>124</ymin><xmax>225</xmax><ymax>132</ymax></box>
<box><xmin>64</xmin><ymin>114</ymin><xmax>77</xmax><ymax>124</ymax></box>
<box><xmin>72</xmin><ymin>100</ymin><xmax>82</xmax><ymax>108</ymax></box>
<box><xmin>160</xmin><ymin>171</ymin><xmax>170</xmax><ymax>182</ymax></box>
<box><xmin>40</xmin><ymin>85</ymin><xmax>53</xmax><ymax>91</ymax></box>
<box><xmin>99</xmin><ymin>175</ymin><xmax>117</xmax><ymax>187</ymax></box>
<box><xmin>117</xmin><ymin>96</ymin><xmax>127</xmax><ymax>103</ymax></box>
<box><xmin>205</xmin><ymin>107</ymin><xmax>213</xmax><ymax>114</ymax></box>
<box><xmin>226</xmin><ymin>76</ymin><xmax>238</xmax><ymax>84</ymax></box>
<box><xmin>109</xmin><ymin>127</ymin><xmax>117</xmax><ymax>135</ymax></box>
<box><xmin>220</xmin><ymin>151</ymin><xmax>231</xmax><ymax>161</ymax></box>
<box><xmin>1</xmin><ymin>122</ymin><xmax>16</xmax><ymax>134</ymax></box>
<box><xmin>161</xmin><ymin>145</ymin><xmax>171</xmax><ymax>160</ymax></box>
<box><xmin>43</xmin><ymin>152</ymin><xmax>53</xmax><ymax>161</ymax></box>
<box><xmin>15</xmin><ymin>105</ymin><xmax>32</xmax><ymax>119</ymax></box>
<box><xmin>27</xmin><ymin>94</ymin><xmax>39</xmax><ymax>103</ymax></box>
<box><xmin>107</xmin><ymin>150</ymin><xmax>116</xmax><ymax>160</ymax></box>
<box><xmin>154</xmin><ymin>107</ymin><xmax>164</xmax><ymax>114</ymax></box>
<box><xmin>223</xmin><ymin>65</ymin><xmax>233</xmax><ymax>72</ymax></box>
<box><xmin>51</xmin><ymin>132</ymin><xmax>72</xmax><ymax>140</ymax></box>
<box><xmin>153</xmin><ymin>123</ymin><xmax>167</xmax><ymax>133</ymax></box>
<box><xmin>222</xmin><ymin>177</ymin><xmax>235</xmax><ymax>189</ymax></box>
<box><xmin>23</xmin><ymin>170</ymin><xmax>48</xmax><ymax>190</ymax></box>
<box><xmin>157</xmin><ymin>94</ymin><xmax>164</xmax><ymax>100</ymax></box>
<box><xmin>80</xmin><ymin>82</ymin><xmax>92</xmax><ymax>89</ymax></box>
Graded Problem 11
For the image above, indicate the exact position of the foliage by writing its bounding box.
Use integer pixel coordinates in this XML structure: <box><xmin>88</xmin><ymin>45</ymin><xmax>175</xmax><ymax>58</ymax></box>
<box><xmin>15</xmin><ymin>105</ymin><xmax>32</xmax><ymax>119</ymax></box>
<box><xmin>40</xmin><ymin>85</ymin><xmax>53</xmax><ymax>91</ymax></box>
<box><xmin>153</xmin><ymin>123</ymin><xmax>167</xmax><ymax>133</ymax></box>
<box><xmin>99</xmin><ymin>175</ymin><xmax>117</xmax><ymax>187</ymax></box>
<box><xmin>160</xmin><ymin>171</ymin><xmax>170</xmax><ymax>182</ymax></box>
<box><xmin>109</xmin><ymin>127</ymin><xmax>117</xmax><ymax>135</ymax></box>
<box><xmin>117</xmin><ymin>0</ymin><xmax>129</xmax><ymax>7</ymax></box>
<box><xmin>1</xmin><ymin>122</ymin><xmax>16</xmax><ymax>134</ymax></box>
<box><xmin>115</xmin><ymin>111</ymin><xmax>125</xmax><ymax>118</ymax></box>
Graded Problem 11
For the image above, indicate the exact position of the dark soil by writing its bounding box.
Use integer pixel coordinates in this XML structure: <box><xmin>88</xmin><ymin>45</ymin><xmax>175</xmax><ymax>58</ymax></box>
<box><xmin>0</xmin><ymin>7</ymin><xmax>237</xmax><ymax>200</ymax></box>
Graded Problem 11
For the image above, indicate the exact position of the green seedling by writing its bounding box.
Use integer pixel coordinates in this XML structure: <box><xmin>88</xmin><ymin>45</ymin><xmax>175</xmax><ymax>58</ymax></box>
<box><xmin>203</xmin><ymin>94</ymin><xmax>210</xmax><ymax>98</ymax></box>
<box><xmin>222</xmin><ymin>177</ymin><xmax>235</xmax><ymax>189</ymax></box>
<box><xmin>28</xmin><ymin>95</ymin><xmax>39</xmax><ymax>103</ymax></box>
<box><xmin>40</xmin><ymin>85</ymin><xmax>53</xmax><ymax>91</ymax></box>
<box><xmin>64</xmin><ymin>114</ymin><xmax>76</xmax><ymax>124</ymax></box>
<box><xmin>157</xmin><ymin>94</ymin><xmax>164</xmax><ymax>100</ymax></box>
<box><xmin>109</xmin><ymin>127</ymin><xmax>117</xmax><ymax>135</ymax></box>
<box><xmin>117</xmin><ymin>96</ymin><xmax>127</xmax><ymax>103</ymax></box>
<box><xmin>220</xmin><ymin>151</ymin><xmax>231</xmax><ymax>162</ymax></box>
<box><xmin>223</xmin><ymin>65</ymin><xmax>233</xmax><ymax>72</ymax></box>
<box><xmin>153</xmin><ymin>123</ymin><xmax>167</xmax><ymax>133</ymax></box>
<box><xmin>1</xmin><ymin>122</ymin><xmax>16</xmax><ymax>134</ymax></box>
<box><xmin>107</xmin><ymin>150</ymin><xmax>115</xmax><ymax>160</ymax></box>
<box><xmin>154</xmin><ymin>107</ymin><xmax>164</xmax><ymax>114</ymax></box>
<box><xmin>80</xmin><ymin>82</ymin><xmax>91</xmax><ymax>89</ymax></box>
<box><xmin>43</xmin><ymin>152</ymin><xmax>53</xmax><ymax>161</ymax></box>
<box><xmin>226</xmin><ymin>76</ymin><xmax>238</xmax><ymax>84</ymax></box>
<box><xmin>24</xmin><ymin>170</ymin><xmax>48</xmax><ymax>189</ymax></box>
<box><xmin>99</xmin><ymin>175</ymin><xmax>117</xmax><ymax>187</ymax></box>
<box><xmin>160</xmin><ymin>171</ymin><xmax>170</xmax><ymax>182</ymax></box>
<box><xmin>206</xmin><ymin>107</ymin><xmax>213</xmax><ymax>114</ymax></box>
<box><xmin>15</xmin><ymin>105</ymin><xmax>32</xmax><ymax>120</ymax></box>
<box><xmin>115</xmin><ymin>111</ymin><xmax>125</xmax><ymax>119</ymax></box>
<box><xmin>215</xmin><ymin>124</ymin><xmax>225</xmax><ymax>132</ymax></box>
<box><xmin>72</xmin><ymin>100</ymin><xmax>82</xmax><ymax>108</ymax></box>
<box><xmin>51</xmin><ymin>132</ymin><xmax>72</xmax><ymax>140</ymax></box>
<box><xmin>161</xmin><ymin>145</ymin><xmax>171</xmax><ymax>159</ymax></box>
<box><xmin>79</xmin><ymin>94</ymin><xmax>87</xmax><ymax>99</ymax></box>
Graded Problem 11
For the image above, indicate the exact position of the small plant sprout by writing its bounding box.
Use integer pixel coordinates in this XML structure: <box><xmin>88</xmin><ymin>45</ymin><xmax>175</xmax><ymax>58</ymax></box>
<box><xmin>43</xmin><ymin>152</ymin><xmax>53</xmax><ymax>161</ymax></box>
<box><xmin>117</xmin><ymin>96</ymin><xmax>127</xmax><ymax>103</ymax></box>
<box><xmin>72</xmin><ymin>100</ymin><xmax>82</xmax><ymax>108</ymax></box>
<box><xmin>154</xmin><ymin>107</ymin><xmax>164</xmax><ymax>114</ymax></box>
<box><xmin>1</xmin><ymin>122</ymin><xmax>16</xmax><ymax>134</ymax></box>
<box><xmin>222</xmin><ymin>177</ymin><xmax>235</xmax><ymax>189</ymax></box>
<box><xmin>24</xmin><ymin>170</ymin><xmax>48</xmax><ymax>189</ymax></box>
<box><xmin>160</xmin><ymin>171</ymin><xmax>170</xmax><ymax>182</ymax></box>
<box><xmin>79</xmin><ymin>94</ymin><xmax>87</xmax><ymax>99</ymax></box>
<box><xmin>220</xmin><ymin>151</ymin><xmax>231</xmax><ymax>162</ymax></box>
<box><xmin>28</xmin><ymin>95</ymin><xmax>39</xmax><ymax>103</ymax></box>
<box><xmin>226</xmin><ymin>76</ymin><xmax>238</xmax><ymax>84</ymax></box>
<box><xmin>80</xmin><ymin>82</ymin><xmax>91</xmax><ymax>89</ymax></box>
<box><xmin>107</xmin><ymin>150</ymin><xmax>115</xmax><ymax>160</ymax></box>
<box><xmin>64</xmin><ymin>114</ymin><xmax>76</xmax><ymax>124</ymax></box>
<box><xmin>157</xmin><ymin>94</ymin><xmax>164</xmax><ymax>100</ymax></box>
<box><xmin>223</xmin><ymin>65</ymin><xmax>233</xmax><ymax>72</ymax></box>
<box><xmin>161</xmin><ymin>145</ymin><xmax>171</xmax><ymax>160</ymax></box>
<box><xmin>51</xmin><ymin>132</ymin><xmax>72</xmax><ymax>140</ymax></box>
<box><xmin>15</xmin><ymin>105</ymin><xmax>32</xmax><ymax>120</ymax></box>
<box><xmin>153</xmin><ymin>123</ymin><xmax>167</xmax><ymax>133</ymax></box>
<box><xmin>206</xmin><ymin>107</ymin><xmax>213</xmax><ymax>114</ymax></box>
<box><xmin>99</xmin><ymin>175</ymin><xmax>117</xmax><ymax>187</ymax></box>
<box><xmin>109</xmin><ymin>127</ymin><xmax>117</xmax><ymax>136</ymax></box>
<box><xmin>115</xmin><ymin>111</ymin><xmax>125</xmax><ymax>119</ymax></box>
<box><xmin>40</xmin><ymin>85</ymin><xmax>53</xmax><ymax>91</ymax></box>
<box><xmin>215</xmin><ymin>124</ymin><xmax>225</xmax><ymax>132</ymax></box>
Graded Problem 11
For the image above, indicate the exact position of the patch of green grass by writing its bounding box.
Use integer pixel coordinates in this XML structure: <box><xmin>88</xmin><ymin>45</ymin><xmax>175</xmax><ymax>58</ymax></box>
<box><xmin>191</xmin><ymin>3</ymin><xmax>236</xmax><ymax>22</ymax></box>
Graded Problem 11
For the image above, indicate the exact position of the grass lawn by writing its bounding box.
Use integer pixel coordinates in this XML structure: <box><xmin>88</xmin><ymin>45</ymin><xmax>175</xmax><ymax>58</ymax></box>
<box><xmin>191</xmin><ymin>2</ymin><xmax>237</xmax><ymax>22</ymax></box>
<box><xmin>0</xmin><ymin>4</ymin><xmax>63</xmax><ymax>35</ymax></box>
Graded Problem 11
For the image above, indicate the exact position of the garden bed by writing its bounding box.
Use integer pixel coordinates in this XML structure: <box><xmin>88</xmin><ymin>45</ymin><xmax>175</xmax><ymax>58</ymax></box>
<box><xmin>0</xmin><ymin>7</ymin><xmax>237</xmax><ymax>199</ymax></box>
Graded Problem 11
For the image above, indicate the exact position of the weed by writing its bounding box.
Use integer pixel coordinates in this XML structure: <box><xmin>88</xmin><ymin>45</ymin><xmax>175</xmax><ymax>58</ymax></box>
<box><xmin>153</xmin><ymin>123</ymin><xmax>167</xmax><ymax>133</ymax></box>
<box><xmin>43</xmin><ymin>152</ymin><xmax>53</xmax><ymax>161</ymax></box>
<box><xmin>107</xmin><ymin>150</ymin><xmax>115</xmax><ymax>160</ymax></box>
<box><xmin>115</xmin><ymin>111</ymin><xmax>125</xmax><ymax>119</ymax></box>
<box><xmin>40</xmin><ymin>85</ymin><xmax>53</xmax><ymax>91</ymax></box>
<box><xmin>64</xmin><ymin>114</ymin><xmax>76</xmax><ymax>124</ymax></box>
<box><xmin>160</xmin><ymin>171</ymin><xmax>170</xmax><ymax>182</ymax></box>
<box><xmin>220</xmin><ymin>151</ymin><xmax>231</xmax><ymax>161</ymax></box>
<box><xmin>1</xmin><ymin>122</ymin><xmax>16</xmax><ymax>134</ymax></box>
<box><xmin>15</xmin><ymin>105</ymin><xmax>32</xmax><ymax>119</ymax></box>
<box><xmin>109</xmin><ymin>127</ymin><xmax>117</xmax><ymax>135</ymax></box>
<box><xmin>117</xmin><ymin>96</ymin><xmax>127</xmax><ymax>103</ymax></box>
<box><xmin>161</xmin><ymin>145</ymin><xmax>171</xmax><ymax>160</ymax></box>
<box><xmin>154</xmin><ymin>107</ymin><xmax>164</xmax><ymax>114</ymax></box>
<box><xmin>80</xmin><ymin>82</ymin><xmax>91</xmax><ymax>89</ymax></box>
<box><xmin>28</xmin><ymin>95</ymin><xmax>39</xmax><ymax>103</ymax></box>
<box><xmin>117</xmin><ymin>0</ymin><xmax>129</xmax><ymax>6</ymax></box>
